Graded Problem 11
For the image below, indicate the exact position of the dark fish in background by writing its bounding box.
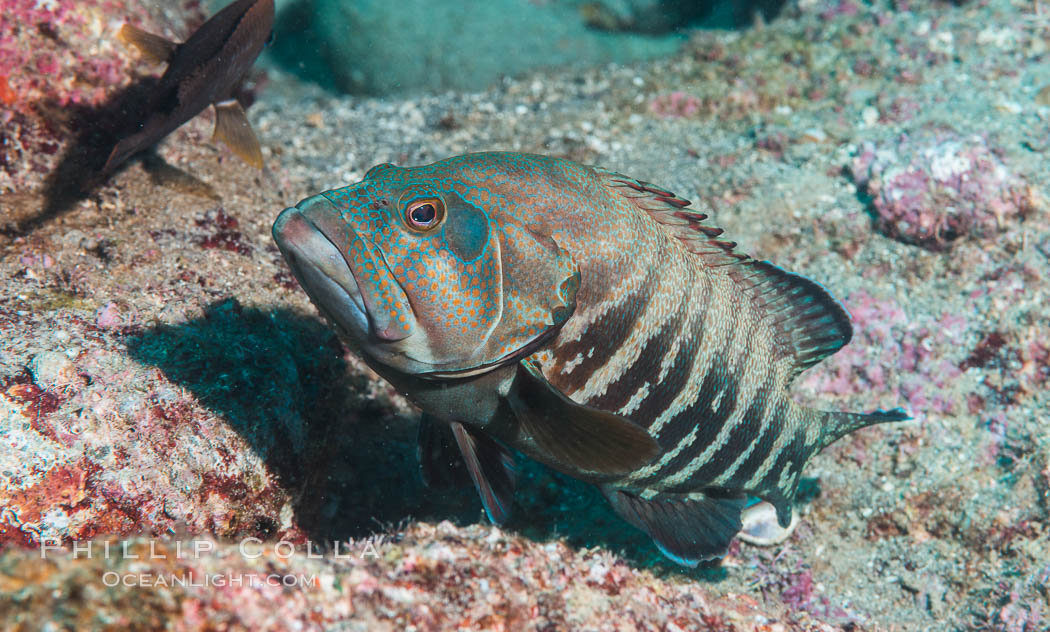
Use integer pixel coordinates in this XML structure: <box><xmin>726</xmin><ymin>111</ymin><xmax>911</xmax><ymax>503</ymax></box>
<box><xmin>103</xmin><ymin>0</ymin><xmax>275</xmax><ymax>173</ymax></box>
<box><xmin>272</xmin><ymin>152</ymin><xmax>908</xmax><ymax>566</ymax></box>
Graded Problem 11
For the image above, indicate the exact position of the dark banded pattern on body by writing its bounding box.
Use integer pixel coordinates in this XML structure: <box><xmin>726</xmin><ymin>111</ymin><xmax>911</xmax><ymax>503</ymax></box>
<box><xmin>716</xmin><ymin>394</ymin><xmax>789</xmax><ymax>489</ymax></box>
<box><xmin>663</xmin><ymin>372</ymin><xmax>778</xmax><ymax>492</ymax></box>
<box><xmin>535</xmin><ymin>202</ymin><xmax>804</xmax><ymax>503</ymax></box>
<box><xmin>652</xmin><ymin>359</ymin><xmax>738</xmax><ymax>464</ymax></box>
<box><xmin>548</xmin><ymin>269</ymin><xmax>658</xmax><ymax>395</ymax></box>
<box><xmin>584</xmin><ymin>298</ymin><xmax>689</xmax><ymax>415</ymax></box>
<box><xmin>626</xmin><ymin>300</ymin><xmax>705</xmax><ymax>426</ymax></box>
<box><xmin>277</xmin><ymin>151</ymin><xmax>908</xmax><ymax>567</ymax></box>
<box><xmin>595</xmin><ymin>275</ymin><xmax>743</xmax><ymax>480</ymax></box>
<box><xmin>745</xmin><ymin>408</ymin><xmax>824</xmax><ymax>515</ymax></box>
<box><xmin>541</xmin><ymin>226</ymin><xmax>700</xmax><ymax>412</ymax></box>
<box><xmin>527</xmin><ymin>165</ymin><xmax>869</xmax><ymax>518</ymax></box>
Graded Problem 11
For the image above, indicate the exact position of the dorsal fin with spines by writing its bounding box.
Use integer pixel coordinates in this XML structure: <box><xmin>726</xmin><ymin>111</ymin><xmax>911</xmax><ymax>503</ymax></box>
<box><xmin>731</xmin><ymin>259</ymin><xmax>853</xmax><ymax>377</ymax></box>
<box><xmin>600</xmin><ymin>168</ymin><xmax>852</xmax><ymax>377</ymax></box>
<box><xmin>601</xmin><ymin>170</ymin><xmax>747</xmax><ymax>267</ymax></box>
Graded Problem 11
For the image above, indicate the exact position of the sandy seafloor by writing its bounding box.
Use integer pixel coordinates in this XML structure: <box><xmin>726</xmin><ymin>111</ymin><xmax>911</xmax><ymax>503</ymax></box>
<box><xmin>1</xmin><ymin>0</ymin><xmax>1049</xmax><ymax>630</ymax></box>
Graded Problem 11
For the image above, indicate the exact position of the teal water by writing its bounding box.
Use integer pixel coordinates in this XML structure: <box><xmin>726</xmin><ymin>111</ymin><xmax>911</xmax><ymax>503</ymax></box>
<box><xmin>262</xmin><ymin>0</ymin><xmax>779</xmax><ymax>94</ymax></box>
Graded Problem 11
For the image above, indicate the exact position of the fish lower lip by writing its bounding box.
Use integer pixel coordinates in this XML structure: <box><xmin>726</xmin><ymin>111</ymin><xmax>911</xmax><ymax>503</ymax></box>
<box><xmin>272</xmin><ymin>205</ymin><xmax>369</xmax><ymax>335</ymax></box>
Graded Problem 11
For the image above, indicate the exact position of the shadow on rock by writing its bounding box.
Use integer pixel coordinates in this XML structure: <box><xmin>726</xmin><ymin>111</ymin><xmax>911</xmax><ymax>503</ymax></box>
<box><xmin>126</xmin><ymin>297</ymin><xmax>783</xmax><ymax>577</ymax></box>
<box><xmin>14</xmin><ymin>78</ymin><xmax>159</xmax><ymax>236</ymax></box>
<box><xmin>125</xmin><ymin>298</ymin><xmax>480</xmax><ymax>543</ymax></box>
<box><xmin>14</xmin><ymin>76</ymin><xmax>219</xmax><ymax>236</ymax></box>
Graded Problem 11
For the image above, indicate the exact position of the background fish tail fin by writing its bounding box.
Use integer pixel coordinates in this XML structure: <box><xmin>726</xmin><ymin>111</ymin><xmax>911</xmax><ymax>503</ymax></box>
<box><xmin>118</xmin><ymin>24</ymin><xmax>177</xmax><ymax>65</ymax></box>
<box><xmin>820</xmin><ymin>407</ymin><xmax>910</xmax><ymax>447</ymax></box>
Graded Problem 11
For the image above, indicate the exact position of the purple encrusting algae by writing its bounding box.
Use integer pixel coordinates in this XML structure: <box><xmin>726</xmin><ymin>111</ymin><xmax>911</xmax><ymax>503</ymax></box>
<box><xmin>850</xmin><ymin>129</ymin><xmax>1040</xmax><ymax>250</ymax></box>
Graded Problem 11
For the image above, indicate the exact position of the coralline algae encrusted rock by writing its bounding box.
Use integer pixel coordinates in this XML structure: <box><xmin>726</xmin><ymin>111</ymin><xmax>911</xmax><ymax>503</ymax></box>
<box><xmin>0</xmin><ymin>524</ymin><xmax>846</xmax><ymax>631</ymax></box>
<box><xmin>0</xmin><ymin>0</ymin><xmax>198</xmax><ymax>193</ymax></box>
<box><xmin>0</xmin><ymin>298</ymin><xmax>342</xmax><ymax>548</ymax></box>
<box><xmin>805</xmin><ymin>290</ymin><xmax>962</xmax><ymax>409</ymax></box>
<box><xmin>849</xmin><ymin>130</ymin><xmax>1039</xmax><ymax>249</ymax></box>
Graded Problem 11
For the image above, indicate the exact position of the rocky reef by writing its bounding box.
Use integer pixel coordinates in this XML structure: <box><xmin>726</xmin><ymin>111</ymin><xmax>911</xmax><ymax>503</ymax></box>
<box><xmin>2</xmin><ymin>0</ymin><xmax>1049</xmax><ymax>630</ymax></box>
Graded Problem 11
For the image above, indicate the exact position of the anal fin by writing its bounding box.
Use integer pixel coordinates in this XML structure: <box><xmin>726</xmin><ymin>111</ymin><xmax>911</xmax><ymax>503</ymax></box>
<box><xmin>449</xmin><ymin>421</ymin><xmax>518</xmax><ymax>525</ymax></box>
<box><xmin>603</xmin><ymin>488</ymin><xmax>746</xmax><ymax>566</ymax></box>
<box><xmin>213</xmin><ymin>99</ymin><xmax>264</xmax><ymax>169</ymax></box>
<box><xmin>118</xmin><ymin>24</ymin><xmax>177</xmax><ymax>65</ymax></box>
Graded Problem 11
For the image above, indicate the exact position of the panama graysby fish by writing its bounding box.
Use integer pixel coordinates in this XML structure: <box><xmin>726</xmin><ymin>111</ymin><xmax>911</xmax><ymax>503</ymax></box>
<box><xmin>272</xmin><ymin>152</ymin><xmax>906</xmax><ymax>565</ymax></box>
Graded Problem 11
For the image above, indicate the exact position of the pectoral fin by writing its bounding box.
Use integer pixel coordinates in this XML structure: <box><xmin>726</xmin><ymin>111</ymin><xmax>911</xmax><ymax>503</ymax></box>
<box><xmin>449</xmin><ymin>422</ymin><xmax>518</xmax><ymax>525</ymax></box>
<box><xmin>118</xmin><ymin>24</ymin><xmax>177</xmax><ymax>65</ymax></box>
<box><xmin>213</xmin><ymin>99</ymin><xmax>263</xmax><ymax>169</ymax></box>
<box><xmin>604</xmin><ymin>488</ymin><xmax>746</xmax><ymax>566</ymax></box>
<box><xmin>506</xmin><ymin>361</ymin><xmax>660</xmax><ymax>477</ymax></box>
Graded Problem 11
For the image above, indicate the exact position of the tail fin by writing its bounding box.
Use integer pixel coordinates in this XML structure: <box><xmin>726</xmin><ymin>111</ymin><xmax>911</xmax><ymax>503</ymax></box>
<box><xmin>820</xmin><ymin>407</ymin><xmax>910</xmax><ymax>447</ymax></box>
<box><xmin>756</xmin><ymin>406</ymin><xmax>908</xmax><ymax>529</ymax></box>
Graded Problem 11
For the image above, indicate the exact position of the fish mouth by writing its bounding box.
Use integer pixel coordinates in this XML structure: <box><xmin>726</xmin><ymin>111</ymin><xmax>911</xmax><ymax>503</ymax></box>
<box><xmin>273</xmin><ymin>196</ymin><xmax>395</xmax><ymax>342</ymax></box>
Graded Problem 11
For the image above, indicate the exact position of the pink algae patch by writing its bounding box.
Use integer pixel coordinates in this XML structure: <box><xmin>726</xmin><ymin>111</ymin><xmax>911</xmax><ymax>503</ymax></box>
<box><xmin>0</xmin><ymin>75</ymin><xmax>15</xmax><ymax>105</ymax></box>
<box><xmin>801</xmin><ymin>290</ymin><xmax>965</xmax><ymax>416</ymax></box>
<box><xmin>849</xmin><ymin>130</ymin><xmax>1039</xmax><ymax>250</ymax></box>
<box><xmin>0</xmin><ymin>1</ymin><xmax>201</xmax><ymax>113</ymax></box>
<box><xmin>649</xmin><ymin>91</ymin><xmax>702</xmax><ymax>118</ymax></box>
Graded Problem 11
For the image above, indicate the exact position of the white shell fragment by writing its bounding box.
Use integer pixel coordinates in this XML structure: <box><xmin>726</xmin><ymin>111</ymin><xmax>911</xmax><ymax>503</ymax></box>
<box><xmin>737</xmin><ymin>500</ymin><xmax>800</xmax><ymax>547</ymax></box>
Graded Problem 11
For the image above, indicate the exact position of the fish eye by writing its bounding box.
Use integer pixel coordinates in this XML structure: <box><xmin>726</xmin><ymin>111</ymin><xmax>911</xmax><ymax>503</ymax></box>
<box><xmin>404</xmin><ymin>197</ymin><xmax>445</xmax><ymax>232</ymax></box>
